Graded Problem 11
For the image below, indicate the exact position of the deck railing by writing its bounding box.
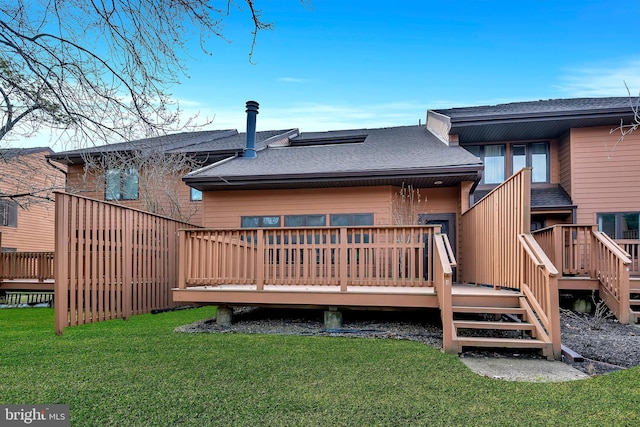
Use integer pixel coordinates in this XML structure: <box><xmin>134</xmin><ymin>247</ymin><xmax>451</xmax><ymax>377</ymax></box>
<box><xmin>614</xmin><ymin>240</ymin><xmax>640</xmax><ymax>276</ymax></box>
<box><xmin>461</xmin><ymin>168</ymin><xmax>531</xmax><ymax>289</ymax></box>
<box><xmin>178</xmin><ymin>226</ymin><xmax>440</xmax><ymax>290</ymax></box>
<box><xmin>518</xmin><ymin>233</ymin><xmax>561</xmax><ymax>358</ymax></box>
<box><xmin>55</xmin><ymin>192</ymin><xmax>196</xmax><ymax>334</ymax></box>
<box><xmin>0</xmin><ymin>251</ymin><xmax>54</xmax><ymax>281</ymax></box>
<box><xmin>434</xmin><ymin>233</ymin><xmax>456</xmax><ymax>354</ymax></box>
<box><xmin>532</xmin><ymin>225</ymin><xmax>595</xmax><ymax>276</ymax></box>
<box><xmin>532</xmin><ymin>224</ymin><xmax>632</xmax><ymax>323</ymax></box>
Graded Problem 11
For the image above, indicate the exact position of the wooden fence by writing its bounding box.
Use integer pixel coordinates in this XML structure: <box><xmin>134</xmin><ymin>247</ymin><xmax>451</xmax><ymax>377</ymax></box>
<box><xmin>179</xmin><ymin>226</ymin><xmax>439</xmax><ymax>290</ymax></box>
<box><xmin>461</xmin><ymin>168</ymin><xmax>531</xmax><ymax>288</ymax></box>
<box><xmin>55</xmin><ymin>192</ymin><xmax>195</xmax><ymax>334</ymax></box>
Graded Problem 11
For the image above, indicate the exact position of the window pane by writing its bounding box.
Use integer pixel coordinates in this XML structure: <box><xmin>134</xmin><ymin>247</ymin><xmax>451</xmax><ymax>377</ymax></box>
<box><xmin>353</xmin><ymin>214</ymin><xmax>374</xmax><ymax>226</ymax></box>
<box><xmin>598</xmin><ymin>214</ymin><xmax>617</xmax><ymax>238</ymax></box>
<box><xmin>121</xmin><ymin>168</ymin><xmax>139</xmax><ymax>200</ymax></box>
<box><xmin>484</xmin><ymin>145</ymin><xmax>505</xmax><ymax>184</ymax></box>
<box><xmin>306</xmin><ymin>215</ymin><xmax>326</xmax><ymax>227</ymax></box>
<box><xmin>261</xmin><ymin>216</ymin><xmax>281</xmax><ymax>227</ymax></box>
<box><xmin>531</xmin><ymin>143</ymin><xmax>549</xmax><ymax>183</ymax></box>
<box><xmin>241</xmin><ymin>217</ymin><xmax>260</xmax><ymax>228</ymax></box>
<box><xmin>105</xmin><ymin>169</ymin><xmax>121</xmax><ymax>201</ymax></box>
<box><xmin>330</xmin><ymin>214</ymin><xmax>349</xmax><ymax>226</ymax></box>
<box><xmin>512</xmin><ymin>145</ymin><xmax>526</xmax><ymax>175</ymax></box>
<box><xmin>284</xmin><ymin>215</ymin><xmax>304</xmax><ymax>227</ymax></box>
<box><xmin>190</xmin><ymin>188</ymin><xmax>202</xmax><ymax>202</ymax></box>
<box><xmin>622</xmin><ymin>213</ymin><xmax>640</xmax><ymax>239</ymax></box>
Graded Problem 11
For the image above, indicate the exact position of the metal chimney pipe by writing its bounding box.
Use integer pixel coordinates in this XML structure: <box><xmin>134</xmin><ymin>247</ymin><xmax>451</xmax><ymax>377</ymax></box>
<box><xmin>244</xmin><ymin>100</ymin><xmax>259</xmax><ymax>158</ymax></box>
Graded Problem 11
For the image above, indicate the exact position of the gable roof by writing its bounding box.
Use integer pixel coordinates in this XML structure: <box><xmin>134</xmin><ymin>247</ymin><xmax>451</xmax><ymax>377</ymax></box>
<box><xmin>185</xmin><ymin>125</ymin><xmax>483</xmax><ymax>191</ymax></box>
<box><xmin>0</xmin><ymin>147</ymin><xmax>55</xmax><ymax>159</ymax></box>
<box><xmin>48</xmin><ymin>129</ymin><xmax>295</xmax><ymax>166</ymax></box>
<box><xmin>429</xmin><ymin>97</ymin><xmax>639</xmax><ymax>143</ymax></box>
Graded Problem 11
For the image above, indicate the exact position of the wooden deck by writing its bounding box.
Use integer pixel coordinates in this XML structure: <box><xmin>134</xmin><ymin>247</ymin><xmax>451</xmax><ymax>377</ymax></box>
<box><xmin>0</xmin><ymin>279</ymin><xmax>55</xmax><ymax>292</ymax></box>
<box><xmin>172</xmin><ymin>283</ymin><xmax>518</xmax><ymax>309</ymax></box>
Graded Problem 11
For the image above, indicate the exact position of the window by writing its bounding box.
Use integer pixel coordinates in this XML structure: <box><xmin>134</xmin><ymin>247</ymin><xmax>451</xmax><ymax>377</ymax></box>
<box><xmin>466</xmin><ymin>145</ymin><xmax>505</xmax><ymax>184</ymax></box>
<box><xmin>241</xmin><ymin>216</ymin><xmax>281</xmax><ymax>228</ymax></box>
<box><xmin>330</xmin><ymin>213</ymin><xmax>374</xmax><ymax>226</ymax></box>
<box><xmin>598</xmin><ymin>212</ymin><xmax>640</xmax><ymax>239</ymax></box>
<box><xmin>284</xmin><ymin>215</ymin><xmax>326</xmax><ymax>227</ymax></box>
<box><xmin>511</xmin><ymin>142</ymin><xmax>549</xmax><ymax>183</ymax></box>
<box><xmin>0</xmin><ymin>200</ymin><xmax>17</xmax><ymax>227</ymax></box>
<box><xmin>190</xmin><ymin>188</ymin><xmax>203</xmax><ymax>202</ymax></box>
<box><xmin>1</xmin><ymin>247</ymin><xmax>17</xmax><ymax>252</ymax></box>
<box><xmin>105</xmin><ymin>168</ymin><xmax>139</xmax><ymax>201</ymax></box>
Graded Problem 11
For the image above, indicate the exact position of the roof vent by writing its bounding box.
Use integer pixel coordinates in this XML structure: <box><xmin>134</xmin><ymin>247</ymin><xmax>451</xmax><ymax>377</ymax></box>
<box><xmin>243</xmin><ymin>100</ymin><xmax>259</xmax><ymax>158</ymax></box>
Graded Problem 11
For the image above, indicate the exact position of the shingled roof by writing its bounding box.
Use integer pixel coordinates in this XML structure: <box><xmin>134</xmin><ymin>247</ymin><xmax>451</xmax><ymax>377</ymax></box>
<box><xmin>185</xmin><ymin>125</ymin><xmax>484</xmax><ymax>191</ymax></box>
<box><xmin>49</xmin><ymin>129</ymin><xmax>295</xmax><ymax>166</ymax></box>
<box><xmin>429</xmin><ymin>97</ymin><xmax>639</xmax><ymax>143</ymax></box>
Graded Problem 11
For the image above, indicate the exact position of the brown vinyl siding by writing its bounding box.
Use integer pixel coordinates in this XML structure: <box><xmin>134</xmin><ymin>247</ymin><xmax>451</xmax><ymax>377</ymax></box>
<box><xmin>558</xmin><ymin>132</ymin><xmax>572</xmax><ymax>195</ymax></box>
<box><xmin>0</xmin><ymin>150</ymin><xmax>65</xmax><ymax>251</ymax></box>
<box><xmin>569</xmin><ymin>126</ymin><xmax>640</xmax><ymax>224</ymax></box>
<box><xmin>202</xmin><ymin>186</ymin><xmax>461</xmax><ymax>229</ymax></box>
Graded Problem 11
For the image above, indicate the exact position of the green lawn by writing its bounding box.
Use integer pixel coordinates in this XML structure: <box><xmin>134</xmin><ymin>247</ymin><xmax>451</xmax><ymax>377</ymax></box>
<box><xmin>1</xmin><ymin>307</ymin><xmax>638</xmax><ymax>426</ymax></box>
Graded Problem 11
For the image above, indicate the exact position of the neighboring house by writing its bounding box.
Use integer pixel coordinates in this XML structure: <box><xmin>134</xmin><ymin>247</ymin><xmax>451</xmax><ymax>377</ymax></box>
<box><xmin>0</xmin><ymin>147</ymin><xmax>66</xmax><ymax>252</ymax></box>
<box><xmin>48</xmin><ymin>127</ymin><xmax>297</xmax><ymax>226</ymax></box>
<box><xmin>427</xmin><ymin>97</ymin><xmax>640</xmax><ymax>233</ymax></box>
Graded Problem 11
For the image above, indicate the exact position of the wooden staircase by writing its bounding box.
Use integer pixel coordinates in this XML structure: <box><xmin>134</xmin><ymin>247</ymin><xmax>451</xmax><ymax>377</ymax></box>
<box><xmin>447</xmin><ymin>285</ymin><xmax>555</xmax><ymax>360</ymax></box>
<box><xmin>630</xmin><ymin>278</ymin><xmax>640</xmax><ymax>323</ymax></box>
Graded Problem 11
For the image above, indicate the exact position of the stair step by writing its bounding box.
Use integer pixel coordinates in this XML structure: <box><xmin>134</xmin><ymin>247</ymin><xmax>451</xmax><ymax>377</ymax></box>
<box><xmin>456</xmin><ymin>337</ymin><xmax>547</xmax><ymax>349</ymax></box>
<box><xmin>452</xmin><ymin>306</ymin><xmax>526</xmax><ymax>315</ymax></box>
<box><xmin>454</xmin><ymin>320</ymin><xmax>535</xmax><ymax>331</ymax></box>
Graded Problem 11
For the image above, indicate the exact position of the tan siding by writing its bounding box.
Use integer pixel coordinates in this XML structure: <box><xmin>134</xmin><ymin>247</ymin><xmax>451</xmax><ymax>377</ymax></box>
<box><xmin>0</xmin><ymin>151</ymin><xmax>65</xmax><ymax>251</ymax></box>
<box><xmin>202</xmin><ymin>186</ymin><xmax>461</xmax><ymax>228</ymax></box>
<box><xmin>558</xmin><ymin>132</ymin><xmax>572</xmax><ymax>195</ymax></box>
<box><xmin>570</xmin><ymin>126</ymin><xmax>640</xmax><ymax>224</ymax></box>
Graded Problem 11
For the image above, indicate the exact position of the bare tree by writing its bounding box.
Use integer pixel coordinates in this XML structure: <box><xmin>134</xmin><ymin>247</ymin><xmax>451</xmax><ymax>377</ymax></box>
<box><xmin>0</xmin><ymin>0</ymin><xmax>275</xmax><ymax>148</ymax></box>
<box><xmin>80</xmin><ymin>149</ymin><xmax>203</xmax><ymax>222</ymax></box>
<box><xmin>392</xmin><ymin>182</ymin><xmax>426</xmax><ymax>225</ymax></box>
<box><xmin>608</xmin><ymin>83</ymin><xmax>640</xmax><ymax>157</ymax></box>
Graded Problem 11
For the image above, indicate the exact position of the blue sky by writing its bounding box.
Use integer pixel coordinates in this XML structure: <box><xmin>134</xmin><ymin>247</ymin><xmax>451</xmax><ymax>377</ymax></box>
<box><xmin>24</xmin><ymin>0</ymin><xmax>640</xmax><ymax>147</ymax></box>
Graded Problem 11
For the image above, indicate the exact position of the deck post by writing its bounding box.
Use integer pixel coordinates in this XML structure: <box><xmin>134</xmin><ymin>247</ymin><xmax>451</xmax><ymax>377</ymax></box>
<box><xmin>216</xmin><ymin>305</ymin><xmax>233</xmax><ymax>326</ymax></box>
<box><xmin>324</xmin><ymin>307</ymin><xmax>342</xmax><ymax>329</ymax></box>
<box><xmin>339</xmin><ymin>228</ymin><xmax>348</xmax><ymax>292</ymax></box>
<box><xmin>256</xmin><ymin>229</ymin><xmax>264</xmax><ymax>290</ymax></box>
<box><xmin>553</xmin><ymin>226</ymin><xmax>563</xmax><ymax>275</ymax></box>
<box><xmin>177</xmin><ymin>230</ymin><xmax>186</xmax><ymax>290</ymax></box>
<box><xmin>54</xmin><ymin>193</ymin><xmax>69</xmax><ymax>335</ymax></box>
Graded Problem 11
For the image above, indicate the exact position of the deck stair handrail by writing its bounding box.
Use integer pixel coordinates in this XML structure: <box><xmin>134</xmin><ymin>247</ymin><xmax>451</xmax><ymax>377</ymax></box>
<box><xmin>517</xmin><ymin>233</ymin><xmax>561</xmax><ymax>359</ymax></box>
<box><xmin>433</xmin><ymin>233</ymin><xmax>456</xmax><ymax>354</ymax></box>
<box><xmin>532</xmin><ymin>224</ymin><xmax>632</xmax><ymax>324</ymax></box>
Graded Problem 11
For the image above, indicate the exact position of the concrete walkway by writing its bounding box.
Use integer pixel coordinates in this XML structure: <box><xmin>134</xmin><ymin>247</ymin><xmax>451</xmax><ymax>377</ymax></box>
<box><xmin>460</xmin><ymin>356</ymin><xmax>590</xmax><ymax>382</ymax></box>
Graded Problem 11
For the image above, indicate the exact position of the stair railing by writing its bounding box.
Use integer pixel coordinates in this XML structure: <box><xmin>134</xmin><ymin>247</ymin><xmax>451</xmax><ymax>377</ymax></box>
<box><xmin>592</xmin><ymin>231</ymin><xmax>631</xmax><ymax>324</ymax></box>
<box><xmin>434</xmin><ymin>233</ymin><xmax>456</xmax><ymax>354</ymax></box>
<box><xmin>518</xmin><ymin>233</ymin><xmax>561</xmax><ymax>359</ymax></box>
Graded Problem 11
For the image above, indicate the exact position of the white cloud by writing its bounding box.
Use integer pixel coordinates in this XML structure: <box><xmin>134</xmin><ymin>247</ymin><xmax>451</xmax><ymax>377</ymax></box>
<box><xmin>277</xmin><ymin>77</ymin><xmax>308</xmax><ymax>83</ymax></box>
<box><xmin>556</xmin><ymin>60</ymin><xmax>640</xmax><ymax>97</ymax></box>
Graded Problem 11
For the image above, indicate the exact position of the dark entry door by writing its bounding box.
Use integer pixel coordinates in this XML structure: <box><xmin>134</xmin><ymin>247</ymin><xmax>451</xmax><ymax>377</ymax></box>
<box><xmin>419</xmin><ymin>213</ymin><xmax>457</xmax><ymax>280</ymax></box>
